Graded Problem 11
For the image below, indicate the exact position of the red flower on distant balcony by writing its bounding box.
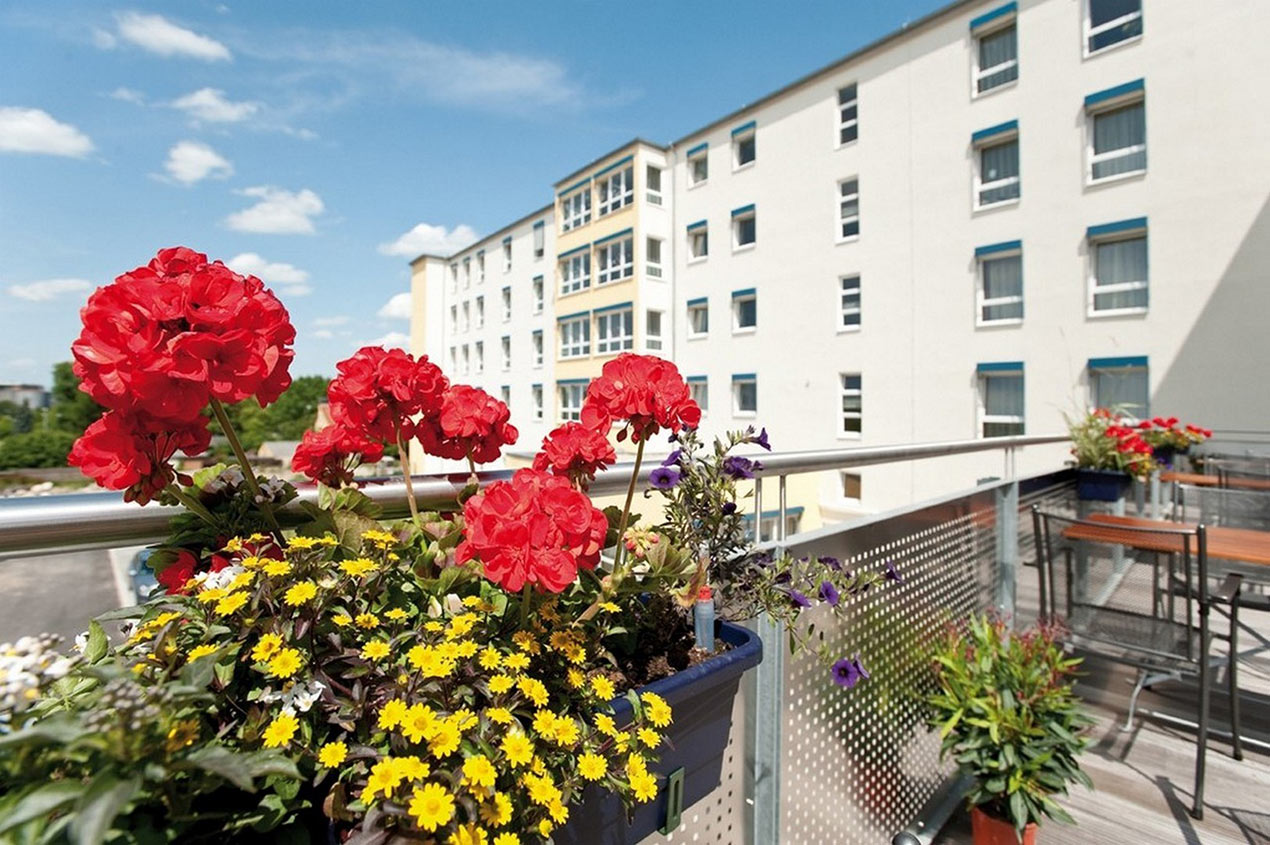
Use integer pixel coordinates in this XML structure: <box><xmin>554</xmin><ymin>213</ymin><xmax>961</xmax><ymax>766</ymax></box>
<box><xmin>416</xmin><ymin>385</ymin><xmax>518</xmax><ymax>465</ymax></box>
<box><xmin>532</xmin><ymin>422</ymin><xmax>616</xmax><ymax>489</ymax></box>
<box><xmin>456</xmin><ymin>468</ymin><xmax>608</xmax><ymax>593</ymax></box>
<box><xmin>580</xmin><ymin>353</ymin><xmax>700</xmax><ymax>442</ymax></box>
<box><xmin>292</xmin><ymin>424</ymin><xmax>386</xmax><ymax>487</ymax></box>
<box><xmin>69</xmin><ymin>410</ymin><xmax>211</xmax><ymax>504</ymax></box>
<box><xmin>327</xmin><ymin>346</ymin><xmax>448</xmax><ymax>443</ymax></box>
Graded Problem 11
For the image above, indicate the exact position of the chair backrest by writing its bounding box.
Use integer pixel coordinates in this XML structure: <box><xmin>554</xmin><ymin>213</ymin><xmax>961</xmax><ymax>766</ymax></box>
<box><xmin>1174</xmin><ymin>483</ymin><xmax>1270</xmax><ymax>531</ymax></box>
<box><xmin>1031</xmin><ymin>506</ymin><xmax>1209</xmax><ymax>667</ymax></box>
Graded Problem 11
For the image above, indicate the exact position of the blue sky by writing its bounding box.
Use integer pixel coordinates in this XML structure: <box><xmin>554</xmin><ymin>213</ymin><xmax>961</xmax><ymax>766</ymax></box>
<box><xmin>0</xmin><ymin>0</ymin><xmax>943</xmax><ymax>388</ymax></box>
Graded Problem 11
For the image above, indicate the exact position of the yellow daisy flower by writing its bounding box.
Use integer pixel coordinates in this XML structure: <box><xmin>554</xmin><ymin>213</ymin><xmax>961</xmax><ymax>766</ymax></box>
<box><xmin>261</xmin><ymin>712</ymin><xmax>299</xmax><ymax>748</ymax></box>
<box><xmin>492</xmin><ymin>833</ymin><xmax>520</xmax><ymax>845</ymax></box>
<box><xmin>318</xmin><ymin>740</ymin><xmax>348</xmax><ymax>768</ymax></box>
<box><xmin>407</xmin><ymin>781</ymin><xmax>455</xmax><ymax>832</ymax></box>
<box><xmin>641</xmin><ymin>692</ymin><xmax>673</xmax><ymax>728</ymax></box>
<box><xmin>486</xmin><ymin>707</ymin><xmax>513</xmax><ymax>725</ymax></box>
<box><xmin>263</xmin><ymin>559</ymin><xmax>292</xmax><ymax>577</ymax></box>
<box><xmin>637</xmin><ymin>727</ymin><xmax>661</xmax><ymax>748</ymax></box>
<box><xmin>252</xmin><ymin>633</ymin><xmax>284</xmax><ymax>662</ymax></box>
<box><xmin>378</xmin><ymin>699</ymin><xmax>409</xmax><ymax>730</ymax></box>
<box><xmin>462</xmin><ymin>754</ymin><xmax>497</xmax><ymax>790</ymax></box>
<box><xmin>214</xmin><ymin>592</ymin><xmax>249</xmax><ymax>616</ymax></box>
<box><xmin>362</xmin><ymin>640</ymin><xmax>390</xmax><ymax>661</ymax></box>
<box><xmin>631</xmin><ymin>770</ymin><xmax>658</xmax><ymax>802</ymax></box>
<box><xmin>577</xmin><ymin>752</ymin><xmax>606</xmax><ymax>780</ymax></box>
<box><xmin>478</xmin><ymin>647</ymin><xmax>502</xmax><ymax>670</ymax></box>
<box><xmin>332</xmin><ymin>613</ymin><xmax>353</xmax><ymax>627</ymax></box>
<box><xmin>283</xmin><ymin>581</ymin><xmax>318</xmax><ymax>606</ymax></box>
<box><xmin>500</xmin><ymin>730</ymin><xmax>533</xmax><ymax>767</ymax></box>
<box><xmin>488</xmin><ymin>675</ymin><xmax>514</xmax><ymax>695</ymax></box>
<box><xmin>385</xmin><ymin>607</ymin><xmax>408</xmax><ymax>621</ymax></box>
<box><xmin>355</xmin><ymin>612</ymin><xmax>380</xmax><ymax>629</ymax></box>
<box><xmin>591</xmin><ymin>676</ymin><xmax>616</xmax><ymax>700</ymax></box>
<box><xmin>266</xmin><ymin>648</ymin><xmax>303</xmax><ymax>678</ymax></box>
<box><xmin>187</xmin><ymin>643</ymin><xmax>218</xmax><ymax>661</ymax></box>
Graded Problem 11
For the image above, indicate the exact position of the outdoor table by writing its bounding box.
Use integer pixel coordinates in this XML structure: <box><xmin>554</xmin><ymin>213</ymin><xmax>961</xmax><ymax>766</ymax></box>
<box><xmin>1161</xmin><ymin>471</ymin><xmax>1270</xmax><ymax>492</ymax></box>
<box><xmin>1067</xmin><ymin>513</ymin><xmax>1270</xmax><ymax>566</ymax></box>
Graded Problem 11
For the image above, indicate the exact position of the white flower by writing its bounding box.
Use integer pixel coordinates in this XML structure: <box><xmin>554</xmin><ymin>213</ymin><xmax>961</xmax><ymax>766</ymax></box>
<box><xmin>444</xmin><ymin>594</ymin><xmax>464</xmax><ymax>615</ymax></box>
<box><xmin>72</xmin><ymin>632</ymin><xmax>89</xmax><ymax>654</ymax></box>
<box><xmin>202</xmin><ymin>564</ymin><xmax>245</xmax><ymax>591</ymax></box>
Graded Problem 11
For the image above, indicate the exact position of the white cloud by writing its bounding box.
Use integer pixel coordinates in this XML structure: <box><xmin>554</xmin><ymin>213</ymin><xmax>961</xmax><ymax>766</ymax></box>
<box><xmin>162</xmin><ymin>140</ymin><xmax>232</xmax><ymax>184</ymax></box>
<box><xmin>171</xmin><ymin>87</ymin><xmax>259</xmax><ymax>123</ymax></box>
<box><xmin>226</xmin><ymin>252</ymin><xmax>309</xmax><ymax>284</ymax></box>
<box><xmin>313</xmin><ymin>315</ymin><xmax>349</xmax><ymax>327</ymax></box>
<box><xmin>114</xmin><ymin>11</ymin><xmax>231</xmax><ymax>61</ymax></box>
<box><xmin>378</xmin><ymin>223</ymin><xmax>478</xmax><ymax>258</ymax></box>
<box><xmin>363</xmin><ymin>331</ymin><xmax>410</xmax><ymax>350</ymax></box>
<box><xmin>7</xmin><ymin>278</ymin><xmax>92</xmax><ymax>302</ymax></box>
<box><xmin>377</xmin><ymin>292</ymin><xmax>412</xmax><ymax>320</ymax></box>
<box><xmin>109</xmin><ymin>86</ymin><xmax>145</xmax><ymax>104</ymax></box>
<box><xmin>225</xmin><ymin>186</ymin><xmax>324</xmax><ymax>235</ymax></box>
<box><xmin>312</xmin><ymin>329</ymin><xmax>334</xmax><ymax>340</ymax></box>
<box><xmin>0</xmin><ymin>107</ymin><xmax>94</xmax><ymax>157</ymax></box>
<box><xmin>279</xmin><ymin>283</ymin><xmax>312</xmax><ymax>297</ymax></box>
<box><xmin>92</xmin><ymin>29</ymin><xmax>117</xmax><ymax>49</ymax></box>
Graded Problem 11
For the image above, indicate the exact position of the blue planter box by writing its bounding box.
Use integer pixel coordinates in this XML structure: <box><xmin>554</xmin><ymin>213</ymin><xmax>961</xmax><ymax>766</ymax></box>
<box><xmin>553</xmin><ymin>620</ymin><xmax>763</xmax><ymax>844</ymax></box>
<box><xmin>1075</xmin><ymin>468</ymin><xmax>1131</xmax><ymax>502</ymax></box>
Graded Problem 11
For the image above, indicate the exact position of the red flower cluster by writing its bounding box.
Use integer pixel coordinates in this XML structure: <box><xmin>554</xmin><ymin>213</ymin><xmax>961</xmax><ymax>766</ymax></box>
<box><xmin>327</xmin><ymin>346</ymin><xmax>448</xmax><ymax>443</ymax></box>
<box><xmin>581</xmin><ymin>353</ymin><xmax>700</xmax><ymax>442</ymax></box>
<box><xmin>291</xmin><ymin>425</ymin><xmax>385</xmax><ymax>487</ymax></box>
<box><xmin>416</xmin><ymin>385</ymin><xmax>519</xmax><ymax>465</ymax></box>
<box><xmin>532</xmin><ymin>422</ymin><xmax>616</xmax><ymax>489</ymax></box>
<box><xmin>1104</xmin><ymin>424</ymin><xmax>1153</xmax><ymax>456</ymax></box>
<box><xmin>69</xmin><ymin>247</ymin><xmax>294</xmax><ymax>502</ymax></box>
<box><xmin>456</xmin><ymin>468</ymin><xmax>608</xmax><ymax>593</ymax></box>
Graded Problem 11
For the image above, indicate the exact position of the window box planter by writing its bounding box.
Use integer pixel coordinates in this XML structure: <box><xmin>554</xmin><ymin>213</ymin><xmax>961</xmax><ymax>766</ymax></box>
<box><xmin>1074</xmin><ymin>468</ymin><xmax>1131</xmax><ymax>502</ymax></box>
<box><xmin>553</xmin><ymin>620</ymin><xmax>762</xmax><ymax>844</ymax></box>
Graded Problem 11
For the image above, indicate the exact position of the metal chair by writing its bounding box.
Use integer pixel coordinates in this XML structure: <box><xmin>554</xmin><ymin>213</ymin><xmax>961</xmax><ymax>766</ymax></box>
<box><xmin>1031</xmin><ymin>506</ymin><xmax>1243</xmax><ymax>820</ymax></box>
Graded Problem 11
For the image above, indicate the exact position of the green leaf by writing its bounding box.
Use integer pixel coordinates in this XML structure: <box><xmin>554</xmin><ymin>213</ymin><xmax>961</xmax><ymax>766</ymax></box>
<box><xmin>184</xmin><ymin>746</ymin><xmax>258</xmax><ymax>792</ymax></box>
<box><xmin>70</xmin><ymin>775</ymin><xmax>139</xmax><ymax>845</ymax></box>
<box><xmin>84</xmin><ymin>620</ymin><xmax>109</xmax><ymax>665</ymax></box>
<box><xmin>0</xmin><ymin>781</ymin><xmax>85</xmax><ymax>834</ymax></box>
<box><xmin>0</xmin><ymin>714</ymin><xmax>90</xmax><ymax>750</ymax></box>
<box><xmin>1008</xmin><ymin>790</ymin><xmax>1027</xmax><ymax>830</ymax></box>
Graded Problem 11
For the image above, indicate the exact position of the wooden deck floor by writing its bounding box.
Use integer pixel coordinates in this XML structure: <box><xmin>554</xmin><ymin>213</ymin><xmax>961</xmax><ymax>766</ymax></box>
<box><xmin>937</xmin><ymin>561</ymin><xmax>1270</xmax><ymax>844</ymax></box>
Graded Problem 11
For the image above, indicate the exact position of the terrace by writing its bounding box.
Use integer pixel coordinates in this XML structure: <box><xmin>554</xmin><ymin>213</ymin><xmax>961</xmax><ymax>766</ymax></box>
<box><xmin>2</xmin><ymin>435</ymin><xmax>1268</xmax><ymax>844</ymax></box>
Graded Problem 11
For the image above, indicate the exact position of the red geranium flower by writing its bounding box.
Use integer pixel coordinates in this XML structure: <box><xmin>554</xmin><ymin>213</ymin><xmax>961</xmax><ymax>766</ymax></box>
<box><xmin>580</xmin><ymin>353</ymin><xmax>700</xmax><ymax>442</ymax></box>
<box><xmin>157</xmin><ymin>550</ymin><xmax>199</xmax><ymax>595</ymax></box>
<box><xmin>416</xmin><ymin>385</ymin><xmax>518</xmax><ymax>465</ymax></box>
<box><xmin>456</xmin><ymin>468</ymin><xmax>608</xmax><ymax>594</ymax></box>
<box><xmin>531</xmin><ymin>422</ymin><xmax>616</xmax><ymax>489</ymax></box>
<box><xmin>68</xmin><ymin>410</ymin><xmax>210</xmax><ymax>504</ymax></box>
<box><xmin>292</xmin><ymin>424</ymin><xmax>385</xmax><ymax>487</ymax></box>
<box><xmin>327</xmin><ymin>347</ymin><xmax>448</xmax><ymax>443</ymax></box>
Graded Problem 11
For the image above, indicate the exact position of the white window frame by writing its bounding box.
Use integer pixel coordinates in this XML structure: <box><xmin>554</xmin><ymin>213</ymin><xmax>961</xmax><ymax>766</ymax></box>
<box><xmin>688</xmin><ymin>226</ymin><xmax>708</xmax><ymax>262</ymax></box>
<box><xmin>1084</xmin><ymin>0</ymin><xmax>1143</xmax><ymax>57</ymax></box>
<box><xmin>732</xmin><ymin>128</ymin><xmax>756</xmax><ymax>171</ymax></box>
<box><xmin>460</xmin><ymin>301</ymin><xmax>470</xmax><ymax>333</ymax></box>
<box><xmin>1089</xmin><ymin>362</ymin><xmax>1148</xmax><ymax>418</ymax></box>
<box><xmin>645</xmin><ymin>165</ymin><xmax>663</xmax><ymax>206</ymax></box>
<box><xmin>1088</xmin><ymin>228</ymin><xmax>1148</xmax><ymax>317</ymax></box>
<box><xmin>449</xmin><ymin>304</ymin><xmax>458</xmax><ymax>334</ymax></box>
<box><xmin>972</xmin><ymin>19</ymin><xmax>1018</xmax><ymax>97</ymax></box>
<box><xmin>477</xmin><ymin>252</ymin><xmax>486</xmax><ymax>283</ymax></box>
<box><xmin>560</xmin><ymin>188</ymin><xmax>591</xmax><ymax>232</ymax></box>
<box><xmin>449</xmin><ymin>346</ymin><xmax>457</xmax><ymax>372</ymax></box>
<box><xmin>645</xmin><ymin>309</ymin><xmax>663</xmax><ymax>352</ymax></box>
<box><xmin>532</xmin><ymin>330</ymin><xmax>543</xmax><ymax>368</ymax></box>
<box><xmin>836</xmin><ymin>84</ymin><xmax>858</xmax><ymax>146</ymax></box>
<box><xmin>461</xmin><ymin>344</ymin><xmax>470</xmax><ymax>375</ymax></box>
<box><xmin>646</xmin><ymin>237</ymin><xmax>663</xmax><ymax>279</ymax></box>
<box><xmin>976</xmin><ymin>249</ymin><xmax>1024</xmax><ymax>327</ymax></box>
<box><xmin>732</xmin><ymin>209</ymin><xmax>756</xmax><ymax>252</ymax></box>
<box><xmin>532</xmin><ymin>276</ymin><xmax>544</xmax><ymax>314</ymax></box>
<box><xmin>687</xmin><ymin>301</ymin><xmax>709</xmax><ymax>339</ymax></box>
<box><xmin>978</xmin><ymin>370</ymin><xmax>1026</xmax><ymax>438</ymax></box>
<box><xmin>531</xmin><ymin>384</ymin><xmax>544</xmax><ymax>421</ymax></box>
<box><xmin>595</xmin><ymin>308</ymin><xmax>634</xmax><ymax>355</ymax></box>
<box><xmin>558</xmin><ymin>382</ymin><xmax>586</xmax><ymax>422</ymax></box>
<box><xmin>688</xmin><ymin>149</ymin><xmax>708</xmax><ymax>187</ymax></box>
<box><xmin>501</xmin><ymin>336</ymin><xmax>511</xmax><ymax>371</ymax></box>
<box><xmin>463</xmin><ymin>258</ymin><xmax>471</xmax><ymax>289</ymax></box>
<box><xmin>596</xmin><ymin>237</ymin><xmax>634</xmax><ymax>285</ymax></box>
<box><xmin>474</xmin><ymin>340</ymin><xmax>484</xmax><ymax>374</ymax></box>
<box><xmin>839</xmin><ymin>275</ymin><xmax>861</xmax><ymax>332</ymax></box>
<box><xmin>732</xmin><ymin>375</ymin><xmax>757</xmax><ymax>417</ymax></box>
<box><xmin>449</xmin><ymin>263</ymin><xmax>458</xmax><ymax>293</ymax></box>
<box><xmin>973</xmin><ymin>133</ymin><xmax>1020</xmax><ymax>211</ymax></box>
<box><xmin>839</xmin><ymin>373</ymin><xmax>862</xmax><ymax>439</ymax></box>
<box><xmin>558</xmin><ymin>316</ymin><xmax>590</xmax><ymax>360</ymax></box>
<box><xmin>597</xmin><ymin>166</ymin><xmax>634</xmax><ymax>217</ymax></box>
<box><xmin>837</xmin><ymin>178</ymin><xmax>860</xmax><ymax>242</ymax></box>
<box><xmin>731</xmin><ymin>291</ymin><xmax>757</xmax><ymax>334</ymax></box>
<box><xmin>559</xmin><ymin>252</ymin><xmax>591</xmax><ymax>296</ymax></box>
<box><xmin>501</xmin><ymin>287</ymin><xmax>512</xmax><ymax>322</ymax></box>
<box><xmin>533</xmin><ymin>222</ymin><xmax>545</xmax><ymax>259</ymax></box>
<box><xmin>689</xmin><ymin>379</ymin><xmax>708</xmax><ymax>415</ymax></box>
<box><xmin>1086</xmin><ymin>97</ymin><xmax>1146</xmax><ymax>185</ymax></box>
<box><xmin>502</xmin><ymin>241</ymin><xmax>512</xmax><ymax>273</ymax></box>
<box><xmin>474</xmin><ymin>295</ymin><xmax>484</xmax><ymax>329</ymax></box>
<box><xmin>500</xmin><ymin>385</ymin><xmax>510</xmax><ymax>406</ymax></box>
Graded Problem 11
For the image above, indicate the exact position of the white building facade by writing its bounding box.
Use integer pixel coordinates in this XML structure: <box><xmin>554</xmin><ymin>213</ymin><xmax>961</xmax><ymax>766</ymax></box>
<box><xmin>411</xmin><ymin>0</ymin><xmax>1270</xmax><ymax>521</ymax></box>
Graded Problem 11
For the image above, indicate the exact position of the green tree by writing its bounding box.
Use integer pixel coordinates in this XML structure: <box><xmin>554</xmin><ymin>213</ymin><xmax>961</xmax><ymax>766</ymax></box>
<box><xmin>0</xmin><ymin>430</ymin><xmax>76</xmax><ymax>469</ymax></box>
<box><xmin>212</xmin><ymin>375</ymin><xmax>329</xmax><ymax>452</ymax></box>
<box><xmin>49</xmin><ymin>361</ymin><xmax>104</xmax><ymax>434</ymax></box>
<box><xmin>0</xmin><ymin>400</ymin><xmax>34</xmax><ymax>434</ymax></box>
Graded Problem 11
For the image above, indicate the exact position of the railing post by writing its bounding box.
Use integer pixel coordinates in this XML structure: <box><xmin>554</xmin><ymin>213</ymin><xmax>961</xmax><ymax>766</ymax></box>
<box><xmin>995</xmin><ymin>474</ymin><xmax>1020</xmax><ymax>618</ymax></box>
<box><xmin>747</xmin><ymin>612</ymin><xmax>784</xmax><ymax>845</ymax></box>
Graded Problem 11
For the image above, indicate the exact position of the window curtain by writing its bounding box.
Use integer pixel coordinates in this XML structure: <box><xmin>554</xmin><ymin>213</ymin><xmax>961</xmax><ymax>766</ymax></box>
<box><xmin>985</xmin><ymin>374</ymin><xmax>1024</xmax><ymax>417</ymax></box>
<box><xmin>1094</xmin><ymin>368</ymin><xmax>1148</xmax><ymax>417</ymax></box>
<box><xmin>982</xmin><ymin>255</ymin><xmax>1023</xmax><ymax>320</ymax></box>
<box><xmin>1093</xmin><ymin>103</ymin><xmax>1145</xmax><ymax>177</ymax></box>
<box><xmin>1094</xmin><ymin>236</ymin><xmax>1147</xmax><ymax>309</ymax></box>
<box><xmin>978</xmin><ymin>26</ymin><xmax>1018</xmax><ymax>90</ymax></box>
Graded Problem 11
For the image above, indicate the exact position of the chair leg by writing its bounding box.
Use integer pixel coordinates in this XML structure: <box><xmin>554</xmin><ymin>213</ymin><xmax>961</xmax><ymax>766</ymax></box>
<box><xmin>1229</xmin><ymin>603</ymin><xmax>1243</xmax><ymax>762</ymax></box>
<box><xmin>1192</xmin><ymin>637</ymin><xmax>1211</xmax><ymax>820</ymax></box>
<box><xmin>1122</xmin><ymin>670</ymin><xmax>1149</xmax><ymax>732</ymax></box>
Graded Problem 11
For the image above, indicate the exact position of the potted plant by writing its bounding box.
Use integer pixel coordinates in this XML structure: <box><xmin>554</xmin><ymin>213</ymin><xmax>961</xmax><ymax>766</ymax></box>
<box><xmin>1065</xmin><ymin>408</ymin><xmax>1156</xmax><ymax>501</ymax></box>
<box><xmin>928</xmin><ymin>614</ymin><xmax>1092</xmax><ymax>845</ymax></box>
<box><xmin>1138</xmin><ymin>417</ymin><xmax>1212</xmax><ymax>469</ymax></box>
<box><xmin>0</xmin><ymin>247</ymin><xmax>891</xmax><ymax>843</ymax></box>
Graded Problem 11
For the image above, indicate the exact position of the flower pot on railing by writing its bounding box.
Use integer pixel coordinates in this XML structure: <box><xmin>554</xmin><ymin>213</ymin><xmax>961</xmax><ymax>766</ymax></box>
<box><xmin>1074</xmin><ymin>468</ymin><xmax>1131</xmax><ymax>502</ymax></box>
<box><xmin>971</xmin><ymin>806</ymin><xmax>1037</xmax><ymax>845</ymax></box>
<box><xmin>552</xmin><ymin>620</ymin><xmax>762</xmax><ymax>845</ymax></box>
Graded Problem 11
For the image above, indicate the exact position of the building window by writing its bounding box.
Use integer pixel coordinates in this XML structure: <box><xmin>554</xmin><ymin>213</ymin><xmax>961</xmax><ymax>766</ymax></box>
<box><xmin>463</xmin><ymin>258</ymin><xmax>471</xmax><ymax>288</ymax></box>
<box><xmin>749</xmin><ymin>509</ymin><xmax>803</xmax><ymax>544</ymax></box>
<box><xmin>561</xmin><ymin>188</ymin><xmax>591</xmax><ymax>231</ymax></box>
<box><xmin>474</xmin><ymin>341</ymin><xmax>484</xmax><ymax>374</ymax></box>
<box><xmin>733</xmin><ymin>374</ymin><xmax>757</xmax><ymax>416</ymax></box>
<box><xmin>558</xmin><ymin>382</ymin><xmax>586</xmax><ymax>422</ymax></box>
<box><xmin>449</xmin><ymin>263</ymin><xmax>458</xmax><ymax>292</ymax></box>
<box><xmin>533</xmin><ymin>221</ymin><xmax>545</xmax><ymax>259</ymax></box>
<box><xmin>449</xmin><ymin>346</ymin><xmax>457</xmax><ymax>372</ymax></box>
<box><xmin>597</xmin><ymin>237</ymin><xmax>634</xmax><ymax>285</ymax></box>
<box><xmin>687</xmin><ymin>299</ymin><xmax>709</xmax><ymax>338</ymax></box>
<box><xmin>837</xmin><ymin>84</ymin><xmax>858</xmax><ymax>145</ymax></box>
<box><xmin>732</xmin><ymin>122</ymin><xmax>756</xmax><ymax>169</ymax></box>
<box><xmin>598</xmin><ymin>165</ymin><xmax>633</xmax><ymax>217</ymax></box>
<box><xmin>559</xmin><ymin>315</ymin><xmax>590</xmax><ymax>359</ymax></box>
<box><xmin>841</xmin><ymin>472</ymin><xmax>862</xmax><ymax>500</ymax></box>
<box><xmin>500</xmin><ymin>385</ymin><xmax>510</xmax><ymax>406</ymax></box>
<box><xmin>475</xmin><ymin>295</ymin><xmax>484</xmax><ymax>329</ymax></box>
<box><xmin>502</xmin><ymin>239</ymin><xmax>512</xmax><ymax>272</ymax></box>
<box><xmin>688</xmin><ymin>377</ymin><xmax>708</xmax><ymax>414</ymax></box>
<box><xmin>501</xmin><ymin>287</ymin><xmax>511</xmax><ymax>321</ymax></box>
<box><xmin>1089</xmin><ymin>356</ymin><xmax>1148</xmax><ymax>417</ymax></box>
<box><xmin>839</xmin><ymin>275</ymin><xmax>861</xmax><ymax>330</ymax></box>
<box><xmin>646</xmin><ymin>237</ymin><xmax>663</xmax><ymax>278</ymax></box>
<box><xmin>973</xmin><ymin>17</ymin><xmax>1017</xmax><ymax>95</ymax></box>
<box><xmin>645</xmin><ymin>310</ymin><xmax>663</xmax><ymax>352</ymax></box>
<box><xmin>461</xmin><ymin>344</ymin><xmax>470</xmax><ymax>375</ymax></box>
<box><xmin>840</xmin><ymin>373</ymin><xmax>862</xmax><ymax>436</ymax></box>
<box><xmin>1086</xmin><ymin>0</ymin><xmax>1142</xmax><ymax>55</ymax></box>
<box><xmin>732</xmin><ymin>289</ymin><xmax>757</xmax><ymax>333</ymax></box>
<box><xmin>476</xmin><ymin>252</ymin><xmax>486</xmax><ymax>284</ymax></box>
<box><xmin>688</xmin><ymin>223</ymin><xmax>708</xmax><ymax>260</ymax></box>
<box><xmin>532</xmin><ymin>276</ymin><xmax>544</xmax><ymax>313</ymax></box>
<box><xmin>560</xmin><ymin>252</ymin><xmax>591</xmax><ymax>295</ymax></box>
<box><xmin>732</xmin><ymin>206</ymin><xmax>756</xmax><ymax>250</ymax></box>
<box><xmin>976</xmin><ymin>243</ymin><xmax>1023</xmax><ymax>324</ymax></box>
<box><xmin>532</xmin><ymin>384</ymin><xmax>544</xmax><ymax>421</ymax></box>
<box><xmin>501</xmin><ymin>336</ymin><xmax>511</xmax><ymax>371</ymax></box>
<box><xmin>461</xmin><ymin>301</ymin><xmax>470</xmax><ymax>333</ymax></box>
<box><xmin>837</xmin><ymin>178</ymin><xmax>860</xmax><ymax>240</ymax></box>
<box><xmin>596</xmin><ymin>307</ymin><xmax>634</xmax><ymax>354</ymax></box>
<box><xmin>449</xmin><ymin>304</ymin><xmax>458</xmax><ymax>334</ymax></box>
<box><xmin>974</xmin><ymin>129</ymin><xmax>1020</xmax><ymax>208</ymax></box>
<box><xmin>978</xmin><ymin>365</ymin><xmax>1025</xmax><ymax>437</ymax></box>
<box><xmin>532</xmin><ymin>330</ymin><xmax>543</xmax><ymax>367</ymax></box>
<box><xmin>688</xmin><ymin>144</ymin><xmax>708</xmax><ymax>186</ymax></box>
<box><xmin>1088</xmin><ymin>219</ymin><xmax>1147</xmax><ymax>314</ymax></box>
<box><xmin>1088</xmin><ymin>93</ymin><xmax>1145</xmax><ymax>182</ymax></box>
<box><xmin>646</xmin><ymin>165</ymin><xmax>663</xmax><ymax>205</ymax></box>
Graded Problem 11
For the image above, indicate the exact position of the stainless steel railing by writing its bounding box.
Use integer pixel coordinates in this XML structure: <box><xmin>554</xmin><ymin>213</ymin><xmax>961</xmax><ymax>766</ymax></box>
<box><xmin>0</xmin><ymin>434</ymin><xmax>1067</xmax><ymax>559</ymax></box>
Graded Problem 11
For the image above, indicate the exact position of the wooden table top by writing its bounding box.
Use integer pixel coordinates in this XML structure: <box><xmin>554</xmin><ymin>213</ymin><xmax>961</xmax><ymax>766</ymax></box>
<box><xmin>1063</xmin><ymin>513</ymin><xmax>1270</xmax><ymax>566</ymax></box>
<box><xmin>1161</xmin><ymin>471</ymin><xmax>1270</xmax><ymax>491</ymax></box>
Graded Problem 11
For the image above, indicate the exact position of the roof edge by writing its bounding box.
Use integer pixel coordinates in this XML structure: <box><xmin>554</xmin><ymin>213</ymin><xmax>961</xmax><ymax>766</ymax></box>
<box><xmin>552</xmin><ymin>137</ymin><xmax>668</xmax><ymax>190</ymax></box>
<box><xmin>408</xmin><ymin>201</ymin><xmax>554</xmax><ymax>266</ymax></box>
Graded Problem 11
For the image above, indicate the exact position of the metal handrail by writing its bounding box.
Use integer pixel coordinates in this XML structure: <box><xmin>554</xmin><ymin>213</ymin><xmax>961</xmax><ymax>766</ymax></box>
<box><xmin>0</xmin><ymin>433</ymin><xmax>1066</xmax><ymax>559</ymax></box>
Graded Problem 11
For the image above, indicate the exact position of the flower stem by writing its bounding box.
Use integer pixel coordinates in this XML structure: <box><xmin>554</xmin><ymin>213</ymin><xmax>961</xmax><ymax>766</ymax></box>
<box><xmin>519</xmin><ymin>582</ymin><xmax>533</xmax><ymax>628</ymax></box>
<box><xmin>166</xmin><ymin>484</ymin><xmax>217</xmax><ymax>526</ymax></box>
<box><xmin>396</xmin><ymin>427</ymin><xmax>422</xmax><ymax>527</ymax></box>
<box><xmin>208</xmin><ymin>397</ymin><xmax>283</xmax><ymax>539</ymax></box>
<box><xmin>611</xmin><ymin>437</ymin><xmax>646</xmax><ymax>582</ymax></box>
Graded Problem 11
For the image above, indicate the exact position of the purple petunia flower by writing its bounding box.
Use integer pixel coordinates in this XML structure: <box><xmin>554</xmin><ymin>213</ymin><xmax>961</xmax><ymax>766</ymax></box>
<box><xmin>661</xmin><ymin>449</ymin><xmax>682</xmax><ymax>467</ymax></box>
<box><xmin>723</xmin><ymin>456</ymin><xmax>762</xmax><ymax>480</ymax></box>
<box><xmin>818</xmin><ymin>555</ymin><xmax>843</xmax><ymax>572</ymax></box>
<box><xmin>819</xmin><ymin>580</ymin><xmax>840</xmax><ymax>607</ymax></box>
<box><xmin>788</xmin><ymin>589</ymin><xmax>811</xmax><ymax>608</ymax></box>
<box><xmin>753</xmin><ymin>427</ymin><xmax>771</xmax><ymax>451</ymax></box>
<box><xmin>649</xmin><ymin>466</ymin><xmax>681</xmax><ymax>490</ymax></box>
<box><xmin>831</xmin><ymin>653</ymin><xmax>870</xmax><ymax>690</ymax></box>
<box><xmin>722</xmin><ymin>501</ymin><xmax>738</xmax><ymax>515</ymax></box>
<box><xmin>883</xmin><ymin>560</ymin><xmax>904</xmax><ymax>583</ymax></box>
